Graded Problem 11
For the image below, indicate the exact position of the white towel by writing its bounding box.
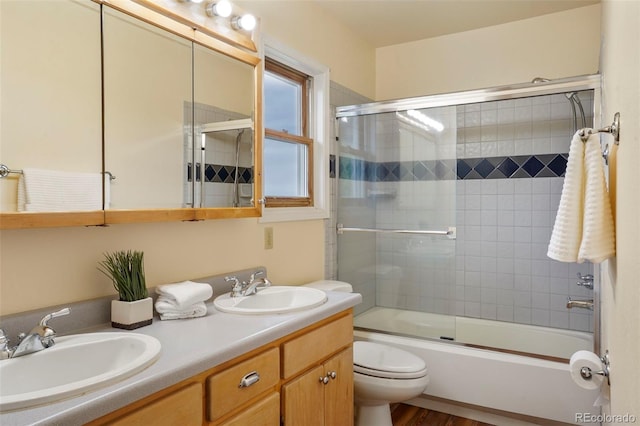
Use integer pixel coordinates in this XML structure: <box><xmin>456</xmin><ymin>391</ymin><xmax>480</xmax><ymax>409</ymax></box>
<box><xmin>155</xmin><ymin>281</ymin><xmax>213</xmax><ymax>310</ymax></box>
<box><xmin>17</xmin><ymin>168</ymin><xmax>109</xmax><ymax>211</ymax></box>
<box><xmin>547</xmin><ymin>131</ymin><xmax>615</xmax><ymax>263</ymax></box>
<box><xmin>156</xmin><ymin>301</ymin><xmax>207</xmax><ymax>320</ymax></box>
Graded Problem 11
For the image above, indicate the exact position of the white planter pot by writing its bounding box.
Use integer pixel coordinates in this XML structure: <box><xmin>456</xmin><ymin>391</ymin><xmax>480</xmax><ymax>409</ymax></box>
<box><xmin>111</xmin><ymin>297</ymin><xmax>153</xmax><ymax>330</ymax></box>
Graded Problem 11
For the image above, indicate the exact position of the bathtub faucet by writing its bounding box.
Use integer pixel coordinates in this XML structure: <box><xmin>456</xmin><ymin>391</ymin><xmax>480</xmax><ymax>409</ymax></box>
<box><xmin>566</xmin><ymin>297</ymin><xmax>593</xmax><ymax>310</ymax></box>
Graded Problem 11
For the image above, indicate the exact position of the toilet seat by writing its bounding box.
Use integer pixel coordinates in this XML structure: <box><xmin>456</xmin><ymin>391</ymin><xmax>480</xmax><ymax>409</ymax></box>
<box><xmin>354</xmin><ymin>341</ymin><xmax>427</xmax><ymax>379</ymax></box>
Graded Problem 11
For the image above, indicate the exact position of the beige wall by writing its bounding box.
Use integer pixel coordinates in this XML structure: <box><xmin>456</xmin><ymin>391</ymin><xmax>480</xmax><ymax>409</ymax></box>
<box><xmin>376</xmin><ymin>5</ymin><xmax>601</xmax><ymax>100</ymax></box>
<box><xmin>237</xmin><ymin>0</ymin><xmax>376</xmax><ymax>100</ymax></box>
<box><xmin>600</xmin><ymin>0</ymin><xmax>640</xmax><ymax>421</ymax></box>
<box><xmin>0</xmin><ymin>219</ymin><xmax>324</xmax><ymax>315</ymax></box>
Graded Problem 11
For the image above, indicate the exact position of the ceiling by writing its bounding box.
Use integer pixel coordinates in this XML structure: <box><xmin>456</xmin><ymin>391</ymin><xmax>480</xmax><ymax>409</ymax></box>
<box><xmin>311</xmin><ymin>0</ymin><xmax>600</xmax><ymax>48</ymax></box>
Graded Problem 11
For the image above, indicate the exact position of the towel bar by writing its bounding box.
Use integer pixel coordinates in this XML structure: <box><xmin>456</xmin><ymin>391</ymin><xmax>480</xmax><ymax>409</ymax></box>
<box><xmin>0</xmin><ymin>164</ymin><xmax>23</xmax><ymax>178</ymax></box>
<box><xmin>0</xmin><ymin>165</ymin><xmax>116</xmax><ymax>180</ymax></box>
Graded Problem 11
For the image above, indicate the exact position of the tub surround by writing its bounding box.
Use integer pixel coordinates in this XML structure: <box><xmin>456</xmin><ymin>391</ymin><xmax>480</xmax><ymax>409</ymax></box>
<box><xmin>0</xmin><ymin>291</ymin><xmax>361</xmax><ymax>425</ymax></box>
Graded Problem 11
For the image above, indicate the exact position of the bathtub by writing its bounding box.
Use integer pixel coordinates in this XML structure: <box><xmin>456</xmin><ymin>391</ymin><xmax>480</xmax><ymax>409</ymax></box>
<box><xmin>354</xmin><ymin>306</ymin><xmax>593</xmax><ymax>359</ymax></box>
<box><xmin>354</xmin><ymin>307</ymin><xmax>601</xmax><ymax>424</ymax></box>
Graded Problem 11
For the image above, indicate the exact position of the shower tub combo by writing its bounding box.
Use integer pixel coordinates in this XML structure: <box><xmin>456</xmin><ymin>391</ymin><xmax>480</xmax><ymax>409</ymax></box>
<box><xmin>336</xmin><ymin>75</ymin><xmax>603</xmax><ymax>424</ymax></box>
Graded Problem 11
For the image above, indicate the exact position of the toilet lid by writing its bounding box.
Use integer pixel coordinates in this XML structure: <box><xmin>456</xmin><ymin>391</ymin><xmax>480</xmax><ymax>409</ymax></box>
<box><xmin>353</xmin><ymin>341</ymin><xmax>428</xmax><ymax>379</ymax></box>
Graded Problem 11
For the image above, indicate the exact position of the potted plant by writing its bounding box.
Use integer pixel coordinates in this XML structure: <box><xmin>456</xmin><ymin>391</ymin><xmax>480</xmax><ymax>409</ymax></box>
<box><xmin>98</xmin><ymin>250</ymin><xmax>152</xmax><ymax>330</ymax></box>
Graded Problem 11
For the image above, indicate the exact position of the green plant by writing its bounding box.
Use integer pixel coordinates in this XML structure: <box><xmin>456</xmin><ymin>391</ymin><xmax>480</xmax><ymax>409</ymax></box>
<box><xmin>98</xmin><ymin>250</ymin><xmax>148</xmax><ymax>302</ymax></box>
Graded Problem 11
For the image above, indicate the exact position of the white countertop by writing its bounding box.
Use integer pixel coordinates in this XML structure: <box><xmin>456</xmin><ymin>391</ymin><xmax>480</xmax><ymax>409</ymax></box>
<box><xmin>0</xmin><ymin>291</ymin><xmax>362</xmax><ymax>426</ymax></box>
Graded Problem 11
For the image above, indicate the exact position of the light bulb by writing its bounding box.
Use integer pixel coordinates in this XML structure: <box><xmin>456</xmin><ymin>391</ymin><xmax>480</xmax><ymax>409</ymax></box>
<box><xmin>232</xmin><ymin>13</ymin><xmax>256</xmax><ymax>31</ymax></box>
<box><xmin>206</xmin><ymin>0</ymin><xmax>232</xmax><ymax>18</ymax></box>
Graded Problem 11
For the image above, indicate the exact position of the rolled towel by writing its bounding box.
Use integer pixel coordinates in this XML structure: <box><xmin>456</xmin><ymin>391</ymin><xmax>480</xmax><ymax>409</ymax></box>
<box><xmin>156</xmin><ymin>301</ymin><xmax>207</xmax><ymax>320</ymax></box>
<box><xmin>155</xmin><ymin>281</ymin><xmax>213</xmax><ymax>310</ymax></box>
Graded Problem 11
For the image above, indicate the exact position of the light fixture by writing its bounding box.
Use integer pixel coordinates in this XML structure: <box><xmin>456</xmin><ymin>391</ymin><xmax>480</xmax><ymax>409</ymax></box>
<box><xmin>206</xmin><ymin>0</ymin><xmax>232</xmax><ymax>18</ymax></box>
<box><xmin>231</xmin><ymin>13</ymin><xmax>256</xmax><ymax>31</ymax></box>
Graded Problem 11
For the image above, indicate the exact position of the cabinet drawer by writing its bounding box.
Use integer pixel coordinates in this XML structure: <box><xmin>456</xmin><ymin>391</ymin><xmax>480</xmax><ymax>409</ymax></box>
<box><xmin>282</xmin><ymin>314</ymin><xmax>353</xmax><ymax>379</ymax></box>
<box><xmin>207</xmin><ymin>347</ymin><xmax>279</xmax><ymax>421</ymax></box>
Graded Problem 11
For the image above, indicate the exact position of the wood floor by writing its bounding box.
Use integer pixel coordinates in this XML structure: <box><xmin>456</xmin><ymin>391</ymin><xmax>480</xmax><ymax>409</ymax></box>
<box><xmin>391</xmin><ymin>403</ymin><xmax>495</xmax><ymax>426</ymax></box>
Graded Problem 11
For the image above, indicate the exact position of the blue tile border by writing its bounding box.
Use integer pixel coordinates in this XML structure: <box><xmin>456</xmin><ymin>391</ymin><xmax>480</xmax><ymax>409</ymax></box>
<box><xmin>337</xmin><ymin>154</ymin><xmax>568</xmax><ymax>181</ymax></box>
<box><xmin>187</xmin><ymin>163</ymin><xmax>253</xmax><ymax>183</ymax></box>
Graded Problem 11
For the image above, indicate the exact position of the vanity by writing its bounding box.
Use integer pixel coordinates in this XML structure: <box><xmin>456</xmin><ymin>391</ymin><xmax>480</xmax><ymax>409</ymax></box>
<box><xmin>0</xmin><ymin>290</ymin><xmax>361</xmax><ymax>425</ymax></box>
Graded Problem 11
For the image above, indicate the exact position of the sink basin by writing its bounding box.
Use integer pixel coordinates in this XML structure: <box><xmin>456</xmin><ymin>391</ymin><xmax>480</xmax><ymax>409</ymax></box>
<box><xmin>0</xmin><ymin>332</ymin><xmax>161</xmax><ymax>412</ymax></box>
<box><xmin>214</xmin><ymin>286</ymin><xmax>327</xmax><ymax>314</ymax></box>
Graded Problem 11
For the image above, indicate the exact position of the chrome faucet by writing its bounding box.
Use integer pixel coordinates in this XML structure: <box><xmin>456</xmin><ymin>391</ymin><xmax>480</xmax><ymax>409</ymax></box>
<box><xmin>566</xmin><ymin>297</ymin><xmax>594</xmax><ymax>310</ymax></box>
<box><xmin>3</xmin><ymin>307</ymin><xmax>70</xmax><ymax>359</ymax></box>
<box><xmin>225</xmin><ymin>271</ymin><xmax>271</xmax><ymax>297</ymax></box>
<box><xmin>242</xmin><ymin>271</ymin><xmax>272</xmax><ymax>296</ymax></box>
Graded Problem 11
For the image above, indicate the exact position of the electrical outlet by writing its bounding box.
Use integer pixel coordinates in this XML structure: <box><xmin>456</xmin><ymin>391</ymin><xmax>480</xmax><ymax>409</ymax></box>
<box><xmin>264</xmin><ymin>227</ymin><xmax>274</xmax><ymax>250</ymax></box>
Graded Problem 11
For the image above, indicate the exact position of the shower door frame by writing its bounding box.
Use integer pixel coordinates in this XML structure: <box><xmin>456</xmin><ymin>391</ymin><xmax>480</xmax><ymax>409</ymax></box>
<box><xmin>335</xmin><ymin>73</ymin><xmax>603</xmax><ymax>356</ymax></box>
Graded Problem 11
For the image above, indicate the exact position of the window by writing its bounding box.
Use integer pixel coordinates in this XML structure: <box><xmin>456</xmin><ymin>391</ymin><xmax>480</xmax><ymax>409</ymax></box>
<box><xmin>263</xmin><ymin>59</ymin><xmax>313</xmax><ymax>207</ymax></box>
<box><xmin>260</xmin><ymin>37</ymin><xmax>329</xmax><ymax>222</ymax></box>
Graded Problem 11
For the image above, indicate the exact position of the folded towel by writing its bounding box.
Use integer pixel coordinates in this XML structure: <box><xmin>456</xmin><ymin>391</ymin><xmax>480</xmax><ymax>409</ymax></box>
<box><xmin>155</xmin><ymin>281</ymin><xmax>213</xmax><ymax>310</ymax></box>
<box><xmin>17</xmin><ymin>168</ymin><xmax>109</xmax><ymax>211</ymax></box>
<box><xmin>156</xmin><ymin>301</ymin><xmax>207</xmax><ymax>320</ymax></box>
<box><xmin>547</xmin><ymin>131</ymin><xmax>615</xmax><ymax>263</ymax></box>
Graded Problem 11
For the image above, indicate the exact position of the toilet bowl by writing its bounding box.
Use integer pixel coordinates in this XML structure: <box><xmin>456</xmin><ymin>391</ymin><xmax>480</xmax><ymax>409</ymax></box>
<box><xmin>304</xmin><ymin>281</ymin><xmax>429</xmax><ymax>426</ymax></box>
<box><xmin>353</xmin><ymin>341</ymin><xmax>429</xmax><ymax>426</ymax></box>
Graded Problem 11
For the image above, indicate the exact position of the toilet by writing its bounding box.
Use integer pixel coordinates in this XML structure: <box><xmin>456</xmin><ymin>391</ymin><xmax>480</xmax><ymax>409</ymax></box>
<box><xmin>305</xmin><ymin>281</ymin><xmax>430</xmax><ymax>426</ymax></box>
<box><xmin>353</xmin><ymin>341</ymin><xmax>429</xmax><ymax>426</ymax></box>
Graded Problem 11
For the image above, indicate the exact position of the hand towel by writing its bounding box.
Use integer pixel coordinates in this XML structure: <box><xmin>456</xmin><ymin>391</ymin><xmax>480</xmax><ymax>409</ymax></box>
<box><xmin>577</xmin><ymin>133</ymin><xmax>615</xmax><ymax>262</ymax></box>
<box><xmin>155</xmin><ymin>281</ymin><xmax>213</xmax><ymax>310</ymax></box>
<box><xmin>17</xmin><ymin>168</ymin><xmax>108</xmax><ymax>211</ymax></box>
<box><xmin>547</xmin><ymin>131</ymin><xmax>615</xmax><ymax>263</ymax></box>
<box><xmin>156</xmin><ymin>301</ymin><xmax>207</xmax><ymax>320</ymax></box>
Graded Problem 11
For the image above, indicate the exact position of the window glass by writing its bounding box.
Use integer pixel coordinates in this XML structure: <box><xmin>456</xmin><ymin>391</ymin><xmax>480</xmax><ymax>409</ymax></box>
<box><xmin>264</xmin><ymin>137</ymin><xmax>308</xmax><ymax>197</ymax></box>
<box><xmin>264</xmin><ymin>72</ymin><xmax>301</xmax><ymax>135</ymax></box>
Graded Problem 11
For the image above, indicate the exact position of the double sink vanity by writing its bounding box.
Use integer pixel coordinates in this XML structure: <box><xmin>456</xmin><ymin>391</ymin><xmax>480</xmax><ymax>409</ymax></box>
<box><xmin>0</xmin><ymin>282</ymin><xmax>361</xmax><ymax>425</ymax></box>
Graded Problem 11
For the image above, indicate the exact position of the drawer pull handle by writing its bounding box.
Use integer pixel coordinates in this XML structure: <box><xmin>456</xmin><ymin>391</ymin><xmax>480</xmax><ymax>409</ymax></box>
<box><xmin>319</xmin><ymin>376</ymin><xmax>329</xmax><ymax>385</ymax></box>
<box><xmin>327</xmin><ymin>371</ymin><xmax>337</xmax><ymax>380</ymax></box>
<box><xmin>239</xmin><ymin>371</ymin><xmax>260</xmax><ymax>388</ymax></box>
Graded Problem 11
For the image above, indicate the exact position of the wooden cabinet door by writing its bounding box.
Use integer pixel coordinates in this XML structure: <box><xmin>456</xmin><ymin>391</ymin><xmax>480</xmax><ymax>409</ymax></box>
<box><xmin>282</xmin><ymin>365</ymin><xmax>325</xmax><ymax>426</ymax></box>
<box><xmin>108</xmin><ymin>383</ymin><xmax>202</xmax><ymax>426</ymax></box>
<box><xmin>324</xmin><ymin>347</ymin><xmax>354</xmax><ymax>426</ymax></box>
<box><xmin>221</xmin><ymin>392</ymin><xmax>280</xmax><ymax>426</ymax></box>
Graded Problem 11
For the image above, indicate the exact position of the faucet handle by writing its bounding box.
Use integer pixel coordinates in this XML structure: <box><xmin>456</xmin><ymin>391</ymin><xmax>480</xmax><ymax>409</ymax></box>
<box><xmin>225</xmin><ymin>275</ymin><xmax>240</xmax><ymax>286</ymax></box>
<box><xmin>0</xmin><ymin>329</ymin><xmax>8</xmax><ymax>345</ymax></box>
<box><xmin>31</xmin><ymin>307</ymin><xmax>71</xmax><ymax>348</ymax></box>
<box><xmin>576</xmin><ymin>273</ymin><xmax>594</xmax><ymax>290</ymax></box>
<box><xmin>39</xmin><ymin>307</ymin><xmax>70</xmax><ymax>327</ymax></box>
<box><xmin>249</xmin><ymin>271</ymin><xmax>264</xmax><ymax>282</ymax></box>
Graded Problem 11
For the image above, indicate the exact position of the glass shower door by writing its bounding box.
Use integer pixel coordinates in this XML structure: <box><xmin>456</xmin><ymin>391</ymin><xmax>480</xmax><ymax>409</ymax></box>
<box><xmin>338</xmin><ymin>106</ymin><xmax>458</xmax><ymax>341</ymax></box>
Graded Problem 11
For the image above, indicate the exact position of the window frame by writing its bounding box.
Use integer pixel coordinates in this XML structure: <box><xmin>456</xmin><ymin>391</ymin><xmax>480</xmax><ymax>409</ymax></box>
<box><xmin>263</xmin><ymin>59</ymin><xmax>313</xmax><ymax>208</ymax></box>
<box><xmin>260</xmin><ymin>36</ymin><xmax>330</xmax><ymax>223</ymax></box>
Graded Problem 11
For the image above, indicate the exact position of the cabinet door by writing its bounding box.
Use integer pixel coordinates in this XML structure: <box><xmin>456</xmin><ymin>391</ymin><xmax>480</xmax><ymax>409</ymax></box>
<box><xmin>221</xmin><ymin>392</ymin><xmax>279</xmax><ymax>426</ymax></box>
<box><xmin>324</xmin><ymin>347</ymin><xmax>354</xmax><ymax>426</ymax></box>
<box><xmin>282</xmin><ymin>365</ymin><xmax>325</xmax><ymax>426</ymax></box>
<box><xmin>108</xmin><ymin>383</ymin><xmax>202</xmax><ymax>426</ymax></box>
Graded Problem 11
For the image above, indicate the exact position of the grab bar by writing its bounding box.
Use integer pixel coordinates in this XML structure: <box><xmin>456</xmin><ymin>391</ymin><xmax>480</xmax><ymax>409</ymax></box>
<box><xmin>337</xmin><ymin>224</ymin><xmax>456</xmax><ymax>239</ymax></box>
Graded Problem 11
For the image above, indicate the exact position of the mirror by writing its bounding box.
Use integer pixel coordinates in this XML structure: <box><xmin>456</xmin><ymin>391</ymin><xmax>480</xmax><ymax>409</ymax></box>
<box><xmin>0</xmin><ymin>0</ymin><xmax>102</xmax><ymax>213</ymax></box>
<box><xmin>103</xmin><ymin>7</ymin><xmax>192</xmax><ymax>210</ymax></box>
<box><xmin>0</xmin><ymin>0</ymin><xmax>261</xmax><ymax>227</ymax></box>
<box><xmin>193</xmin><ymin>44</ymin><xmax>255</xmax><ymax>208</ymax></box>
